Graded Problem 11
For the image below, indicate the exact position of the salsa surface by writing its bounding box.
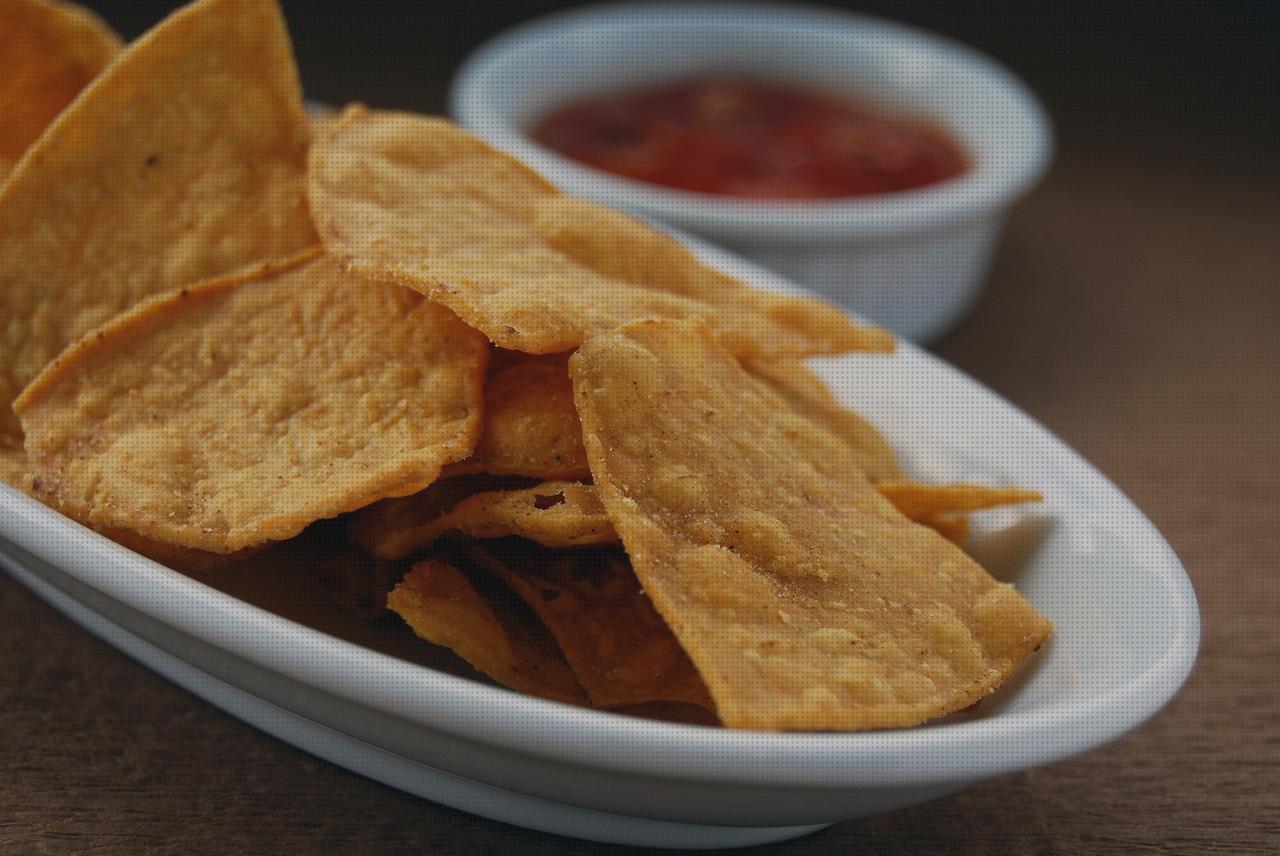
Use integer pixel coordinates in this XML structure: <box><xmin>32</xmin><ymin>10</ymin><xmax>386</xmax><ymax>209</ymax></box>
<box><xmin>531</xmin><ymin>79</ymin><xmax>968</xmax><ymax>200</ymax></box>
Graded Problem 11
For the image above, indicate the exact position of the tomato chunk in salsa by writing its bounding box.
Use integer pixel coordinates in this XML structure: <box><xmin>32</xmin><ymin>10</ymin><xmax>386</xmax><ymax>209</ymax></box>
<box><xmin>531</xmin><ymin>79</ymin><xmax>968</xmax><ymax>200</ymax></box>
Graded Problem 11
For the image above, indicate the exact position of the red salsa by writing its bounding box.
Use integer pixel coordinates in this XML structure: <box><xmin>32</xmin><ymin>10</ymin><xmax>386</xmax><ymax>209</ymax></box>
<box><xmin>531</xmin><ymin>79</ymin><xmax>968</xmax><ymax>200</ymax></box>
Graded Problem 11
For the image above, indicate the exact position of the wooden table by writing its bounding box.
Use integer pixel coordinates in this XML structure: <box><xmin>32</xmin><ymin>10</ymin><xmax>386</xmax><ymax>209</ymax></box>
<box><xmin>2</xmin><ymin>133</ymin><xmax>1275</xmax><ymax>856</ymax></box>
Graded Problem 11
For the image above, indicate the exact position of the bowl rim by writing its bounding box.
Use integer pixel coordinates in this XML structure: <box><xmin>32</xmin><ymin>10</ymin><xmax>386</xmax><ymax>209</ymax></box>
<box><xmin>0</xmin><ymin>239</ymin><xmax>1198</xmax><ymax>792</ymax></box>
<box><xmin>450</xmin><ymin>1</ymin><xmax>1055</xmax><ymax>241</ymax></box>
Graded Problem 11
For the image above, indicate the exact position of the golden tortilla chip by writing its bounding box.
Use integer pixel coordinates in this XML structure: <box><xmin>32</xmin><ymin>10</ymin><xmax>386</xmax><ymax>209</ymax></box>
<box><xmin>0</xmin><ymin>0</ymin><xmax>315</xmax><ymax>440</ymax></box>
<box><xmin>745</xmin><ymin>358</ymin><xmax>903</xmax><ymax>483</ymax></box>
<box><xmin>0</xmin><ymin>0</ymin><xmax>121</xmax><ymax>164</ymax></box>
<box><xmin>464</xmin><ymin>540</ymin><xmax>713</xmax><ymax>711</ymax></box>
<box><xmin>307</xmin><ymin>106</ymin><xmax>891</xmax><ymax>358</ymax></box>
<box><xmin>440</xmin><ymin>482</ymin><xmax>616</xmax><ymax>547</ymax></box>
<box><xmin>878</xmin><ymin>482</ymin><xmax>1040</xmax><ymax>546</ymax></box>
<box><xmin>373</xmin><ymin>478</ymin><xmax>619</xmax><ymax>557</ymax></box>
<box><xmin>444</xmin><ymin>352</ymin><xmax>590</xmax><ymax>480</ymax></box>
<box><xmin>875</xmin><ymin>482</ymin><xmax>1043</xmax><ymax>520</ymax></box>
<box><xmin>347</xmin><ymin>474</ymin><xmax>537</xmax><ymax>560</ymax></box>
<box><xmin>571</xmin><ymin>319</ymin><xmax>1051</xmax><ymax>731</ymax></box>
<box><xmin>16</xmin><ymin>251</ymin><xmax>488</xmax><ymax>553</ymax></box>
<box><xmin>388</xmin><ymin>560</ymin><xmax>587</xmax><ymax>705</ymax></box>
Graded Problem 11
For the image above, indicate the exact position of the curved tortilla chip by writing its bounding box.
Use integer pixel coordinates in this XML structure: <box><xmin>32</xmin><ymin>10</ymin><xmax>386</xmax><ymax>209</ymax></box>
<box><xmin>878</xmin><ymin>482</ymin><xmax>1041</xmax><ymax>546</ymax></box>
<box><xmin>308</xmin><ymin>105</ymin><xmax>891</xmax><ymax>358</ymax></box>
<box><xmin>347</xmin><ymin>473</ymin><xmax>537</xmax><ymax>560</ymax></box>
<box><xmin>0</xmin><ymin>0</ymin><xmax>315</xmax><ymax>440</ymax></box>
<box><xmin>464</xmin><ymin>540</ymin><xmax>712</xmax><ymax>711</ymax></box>
<box><xmin>0</xmin><ymin>0</ymin><xmax>121</xmax><ymax>163</ymax></box>
<box><xmin>351</xmin><ymin>480</ymin><xmax>614</xmax><ymax>559</ymax></box>
<box><xmin>16</xmin><ymin>251</ymin><xmax>488</xmax><ymax>553</ymax></box>
<box><xmin>439</xmin><ymin>482</ymin><xmax>616</xmax><ymax>548</ymax></box>
<box><xmin>875</xmin><ymin>482</ymin><xmax>1043</xmax><ymax>519</ymax></box>
<box><xmin>571</xmin><ymin>318</ymin><xmax>1051</xmax><ymax>731</ymax></box>
<box><xmin>444</xmin><ymin>352</ymin><xmax>590</xmax><ymax>480</ymax></box>
<box><xmin>388</xmin><ymin>560</ymin><xmax>587</xmax><ymax>705</ymax></box>
<box><xmin>745</xmin><ymin>358</ymin><xmax>903</xmax><ymax>483</ymax></box>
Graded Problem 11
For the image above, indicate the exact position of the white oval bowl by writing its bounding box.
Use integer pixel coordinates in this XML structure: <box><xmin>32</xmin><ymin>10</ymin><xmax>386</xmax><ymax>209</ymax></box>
<box><xmin>450</xmin><ymin>2</ymin><xmax>1054</xmax><ymax>342</ymax></box>
<box><xmin>0</xmin><ymin>241</ymin><xmax>1194</xmax><ymax>849</ymax></box>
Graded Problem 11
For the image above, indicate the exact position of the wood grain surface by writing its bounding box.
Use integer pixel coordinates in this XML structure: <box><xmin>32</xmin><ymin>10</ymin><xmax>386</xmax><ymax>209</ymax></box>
<box><xmin>2</xmin><ymin>118</ymin><xmax>1276</xmax><ymax>856</ymax></box>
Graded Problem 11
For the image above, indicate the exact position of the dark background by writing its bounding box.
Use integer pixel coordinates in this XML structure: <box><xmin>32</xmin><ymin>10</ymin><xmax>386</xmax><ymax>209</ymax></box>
<box><xmin>5</xmin><ymin>3</ymin><xmax>1277</xmax><ymax>854</ymax></box>
<box><xmin>89</xmin><ymin>0</ymin><xmax>1279</xmax><ymax>172</ymax></box>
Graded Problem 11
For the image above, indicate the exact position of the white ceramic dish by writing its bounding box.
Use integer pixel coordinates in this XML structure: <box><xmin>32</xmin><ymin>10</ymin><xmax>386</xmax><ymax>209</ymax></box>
<box><xmin>0</xmin><ymin>242</ymin><xmax>1195</xmax><ymax>849</ymax></box>
<box><xmin>450</xmin><ymin>2</ymin><xmax>1053</xmax><ymax>343</ymax></box>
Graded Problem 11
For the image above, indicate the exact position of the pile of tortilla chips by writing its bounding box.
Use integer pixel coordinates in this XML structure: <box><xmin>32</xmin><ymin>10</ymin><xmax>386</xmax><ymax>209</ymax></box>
<box><xmin>1</xmin><ymin>0</ymin><xmax>1051</xmax><ymax>730</ymax></box>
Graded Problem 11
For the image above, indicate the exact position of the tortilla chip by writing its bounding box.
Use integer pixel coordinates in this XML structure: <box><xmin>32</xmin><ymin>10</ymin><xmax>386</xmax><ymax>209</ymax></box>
<box><xmin>348</xmin><ymin>473</ymin><xmax>539</xmax><ymax>560</ymax></box>
<box><xmin>745</xmin><ymin>358</ymin><xmax>903</xmax><ymax>483</ymax></box>
<box><xmin>444</xmin><ymin>352</ymin><xmax>590</xmax><ymax>480</ymax></box>
<box><xmin>307</xmin><ymin>106</ymin><xmax>891</xmax><ymax>358</ymax></box>
<box><xmin>16</xmin><ymin>251</ymin><xmax>488</xmax><ymax>553</ymax></box>
<box><xmin>351</xmin><ymin>480</ymin><xmax>614</xmax><ymax>559</ymax></box>
<box><xmin>0</xmin><ymin>0</ymin><xmax>314</xmax><ymax>440</ymax></box>
<box><xmin>875</xmin><ymin>482</ymin><xmax>1043</xmax><ymax>520</ymax></box>
<box><xmin>464</xmin><ymin>540</ymin><xmax>713</xmax><ymax>711</ymax></box>
<box><xmin>388</xmin><ymin>559</ymin><xmax>587</xmax><ymax>705</ymax></box>
<box><xmin>443</xmin><ymin>482</ymin><xmax>616</xmax><ymax>547</ymax></box>
<box><xmin>0</xmin><ymin>0</ymin><xmax>122</xmax><ymax>163</ymax></box>
<box><xmin>878</xmin><ymin>482</ymin><xmax>1040</xmax><ymax>546</ymax></box>
<box><xmin>439</xmin><ymin>482</ymin><xmax>618</xmax><ymax>555</ymax></box>
<box><xmin>571</xmin><ymin>319</ymin><xmax>1051</xmax><ymax>731</ymax></box>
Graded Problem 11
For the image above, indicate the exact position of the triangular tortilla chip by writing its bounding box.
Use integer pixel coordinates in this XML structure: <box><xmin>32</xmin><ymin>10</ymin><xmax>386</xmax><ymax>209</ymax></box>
<box><xmin>0</xmin><ymin>0</ymin><xmax>315</xmax><ymax>440</ymax></box>
<box><xmin>388</xmin><ymin>559</ymin><xmax>588</xmax><ymax>705</ymax></box>
<box><xmin>307</xmin><ymin>105</ymin><xmax>891</xmax><ymax>358</ymax></box>
<box><xmin>0</xmin><ymin>0</ymin><xmax>121</xmax><ymax>164</ymax></box>
<box><xmin>16</xmin><ymin>251</ymin><xmax>488</xmax><ymax>553</ymax></box>
<box><xmin>571</xmin><ymin>318</ymin><xmax>1051</xmax><ymax>731</ymax></box>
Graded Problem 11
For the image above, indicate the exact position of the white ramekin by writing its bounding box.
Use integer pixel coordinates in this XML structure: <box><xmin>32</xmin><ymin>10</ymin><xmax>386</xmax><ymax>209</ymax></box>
<box><xmin>450</xmin><ymin>2</ymin><xmax>1053</xmax><ymax>342</ymax></box>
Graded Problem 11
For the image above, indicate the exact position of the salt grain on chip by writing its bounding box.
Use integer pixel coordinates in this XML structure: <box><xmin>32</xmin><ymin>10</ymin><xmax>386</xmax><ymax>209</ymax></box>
<box><xmin>571</xmin><ymin>318</ymin><xmax>1052</xmax><ymax>731</ymax></box>
<box><xmin>16</xmin><ymin>251</ymin><xmax>488</xmax><ymax>553</ymax></box>
<box><xmin>0</xmin><ymin>0</ymin><xmax>314</xmax><ymax>440</ymax></box>
<box><xmin>307</xmin><ymin>105</ymin><xmax>891</xmax><ymax>358</ymax></box>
